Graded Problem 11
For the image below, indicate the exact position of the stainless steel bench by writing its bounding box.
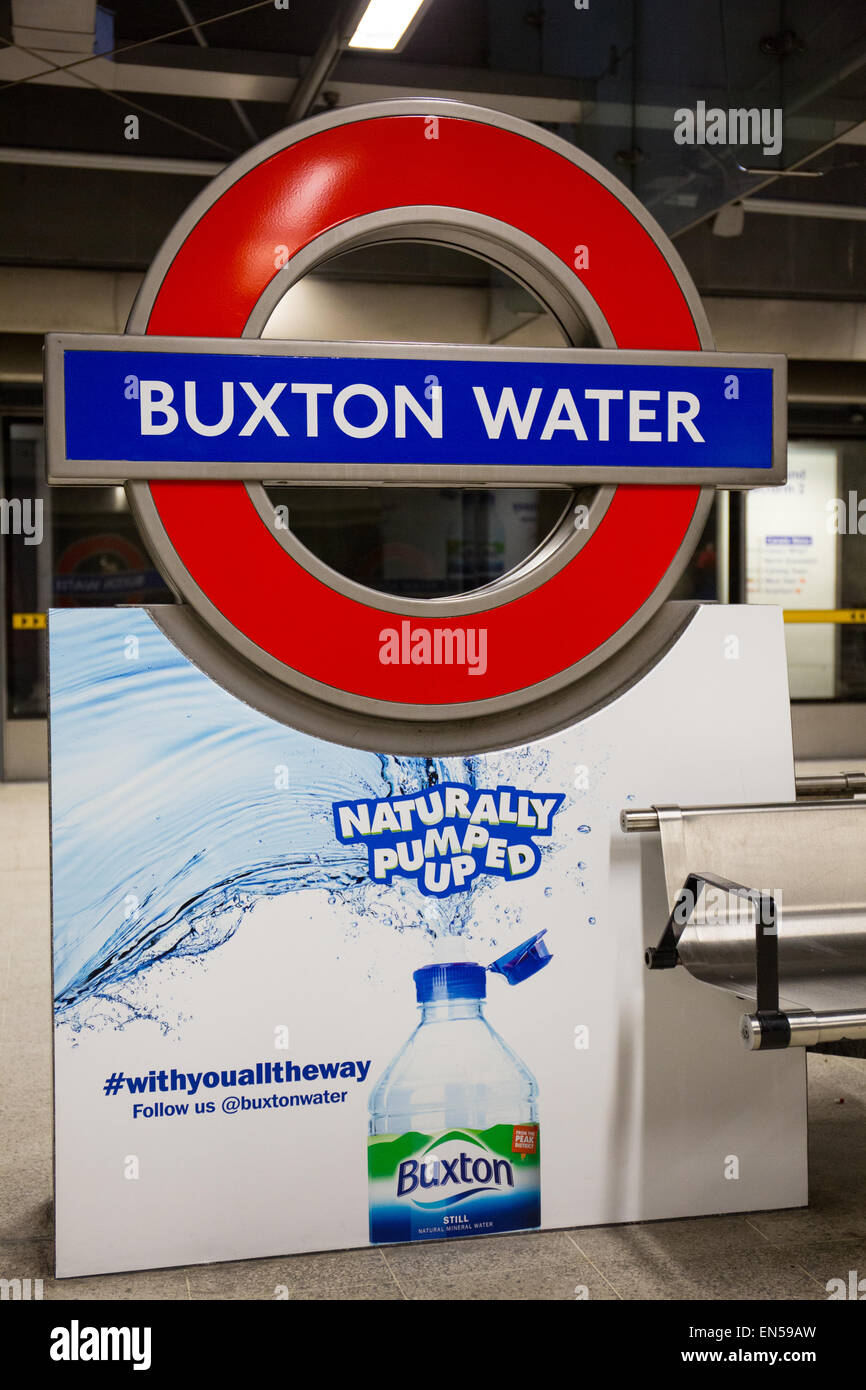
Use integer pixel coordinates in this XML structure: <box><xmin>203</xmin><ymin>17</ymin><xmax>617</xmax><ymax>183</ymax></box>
<box><xmin>622</xmin><ymin>775</ymin><xmax>866</xmax><ymax>1051</ymax></box>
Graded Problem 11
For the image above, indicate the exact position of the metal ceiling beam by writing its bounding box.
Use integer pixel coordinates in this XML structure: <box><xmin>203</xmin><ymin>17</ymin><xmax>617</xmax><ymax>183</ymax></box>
<box><xmin>742</xmin><ymin>197</ymin><xmax>866</xmax><ymax>222</ymax></box>
<box><xmin>11</xmin><ymin>0</ymin><xmax>97</xmax><ymax>54</ymax></box>
<box><xmin>173</xmin><ymin>0</ymin><xmax>258</xmax><ymax>143</ymax></box>
<box><xmin>286</xmin><ymin>0</ymin><xmax>370</xmax><ymax>123</ymax></box>
<box><xmin>0</xmin><ymin>44</ymin><xmax>585</xmax><ymax>125</ymax></box>
<box><xmin>0</xmin><ymin>145</ymin><xmax>224</xmax><ymax>175</ymax></box>
<box><xmin>839</xmin><ymin>120</ymin><xmax>866</xmax><ymax>145</ymax></box>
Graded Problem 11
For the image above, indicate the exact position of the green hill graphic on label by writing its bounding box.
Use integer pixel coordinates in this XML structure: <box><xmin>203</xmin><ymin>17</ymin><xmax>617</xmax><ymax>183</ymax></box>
<box><xmin>368</xmin><ymin>1124</ymin><xmax>539</xmax><ymax>1180</ymax></box>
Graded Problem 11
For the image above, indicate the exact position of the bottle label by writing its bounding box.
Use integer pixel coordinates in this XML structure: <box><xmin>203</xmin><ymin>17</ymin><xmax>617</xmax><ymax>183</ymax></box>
<box><xmin>368</xmin><ymin>1123</ymin><xmax>540</xmax><ymax>1244</ymax></box>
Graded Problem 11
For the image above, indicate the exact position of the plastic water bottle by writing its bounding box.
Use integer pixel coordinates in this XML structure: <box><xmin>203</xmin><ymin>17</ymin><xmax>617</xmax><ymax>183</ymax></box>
<box><xmin>368</xmin><ymin>961</ymin><xmax>540</xmax><ymax>1244</ymax></box>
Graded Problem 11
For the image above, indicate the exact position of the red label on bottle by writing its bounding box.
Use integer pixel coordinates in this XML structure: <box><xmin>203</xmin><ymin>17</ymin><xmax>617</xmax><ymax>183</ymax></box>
<box><xmin>512</xmin><ymin>1124</ymin><xmax>538</xmax><ymax>1155</ymax></box>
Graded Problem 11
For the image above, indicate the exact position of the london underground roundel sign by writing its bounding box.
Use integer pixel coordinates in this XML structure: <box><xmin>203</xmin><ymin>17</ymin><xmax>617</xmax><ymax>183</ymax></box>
<box><xmin>45</xmin><ymin>100</ymin><xmax>785</xmax><ymax>745</ymax></box>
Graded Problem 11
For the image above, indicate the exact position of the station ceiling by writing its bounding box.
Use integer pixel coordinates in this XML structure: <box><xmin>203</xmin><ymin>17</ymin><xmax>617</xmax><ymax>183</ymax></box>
<box><xmin>0</xmin><ymin>0</ymin><xmax>864</xmax><ymax>299</ymax></box>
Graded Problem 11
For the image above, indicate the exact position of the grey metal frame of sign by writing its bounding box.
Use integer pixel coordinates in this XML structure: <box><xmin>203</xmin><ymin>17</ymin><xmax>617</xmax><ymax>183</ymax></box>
<box><xmin>44</xmin><ymin>99</ymin><xmax>784</xmax><ymax>750</ymax></box>
<box><xmin>45</xmin><ymin>334</ymin><xmax>787</xmax><ymax>489</ymax></box>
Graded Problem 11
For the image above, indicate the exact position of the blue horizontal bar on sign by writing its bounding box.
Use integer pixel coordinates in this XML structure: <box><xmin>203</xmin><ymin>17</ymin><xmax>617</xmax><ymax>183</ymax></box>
<box><xmin>49</xmin><ymin>337</ymin><xmax>783</xmax><ymax>486</ymax></box>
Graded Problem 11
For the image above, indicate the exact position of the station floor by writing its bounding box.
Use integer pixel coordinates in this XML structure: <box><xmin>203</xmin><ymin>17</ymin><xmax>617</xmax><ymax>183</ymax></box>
<box><xmin>3</xmin><ymin>780</ymin><xmax>866</xmax><ymax>1302</ymax></box>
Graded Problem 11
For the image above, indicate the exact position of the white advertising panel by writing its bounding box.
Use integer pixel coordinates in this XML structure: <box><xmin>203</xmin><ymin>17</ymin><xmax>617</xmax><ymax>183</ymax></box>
<box><xmin>50</xmin><ymin>604</ymin><xmax>804</xmax><ymax>1277</ymax></box>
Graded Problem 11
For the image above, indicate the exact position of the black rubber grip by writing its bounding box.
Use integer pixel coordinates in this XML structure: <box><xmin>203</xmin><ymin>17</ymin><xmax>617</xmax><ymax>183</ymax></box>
<box><xmin>645</xmin><ymin>946</ymin><xmax>678</xmax><ymax>970</ymax></box>
<box><xmin>757</xmin><ymin>1011</ymin><xmax>791</xmax><ymax>1050</ymax></box>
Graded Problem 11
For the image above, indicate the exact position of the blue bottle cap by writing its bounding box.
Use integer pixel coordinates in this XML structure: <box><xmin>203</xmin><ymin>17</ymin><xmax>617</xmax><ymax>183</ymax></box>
<box><xmin>488</xmin><ymin>930</ymin><xmax>552</xmax><ymax>985</ymax></box>
<box><xmin>414</xmin><ymin>962</ymin><xmax>487</xmax><ymax>1003</ymax></box>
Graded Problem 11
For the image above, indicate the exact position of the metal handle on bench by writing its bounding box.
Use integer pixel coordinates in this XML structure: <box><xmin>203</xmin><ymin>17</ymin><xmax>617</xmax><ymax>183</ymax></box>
<box><xmin>622</xmin><ymin>771</ymin><xmax>866</xmax><ymax>835</ymax></box>
<box><xmin>741</xmin><ymin>1008</ymin><xmax>866</xmax><ymax>1051</ymax></box>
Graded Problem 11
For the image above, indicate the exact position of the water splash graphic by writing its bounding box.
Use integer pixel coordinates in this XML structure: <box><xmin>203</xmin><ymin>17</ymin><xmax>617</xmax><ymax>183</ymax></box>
<box><xmin>49</xmin><ymin>610</ymin><xmax>486</xmax><ymax>1027</ymax></box>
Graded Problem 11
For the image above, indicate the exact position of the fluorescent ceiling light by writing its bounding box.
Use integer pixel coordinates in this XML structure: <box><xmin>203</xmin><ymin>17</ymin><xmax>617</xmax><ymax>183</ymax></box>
<box><xmin>349</xmin><ymin>0</ymin><xmax>429</xmax><ymax>51</ymax></box>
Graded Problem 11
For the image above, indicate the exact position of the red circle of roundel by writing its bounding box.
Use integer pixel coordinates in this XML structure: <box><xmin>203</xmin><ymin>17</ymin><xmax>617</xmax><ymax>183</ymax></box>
<box><xmin>145</xmin><ymin>113</ymin><xmax>703</xmax><ymax>707</ymax></box>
